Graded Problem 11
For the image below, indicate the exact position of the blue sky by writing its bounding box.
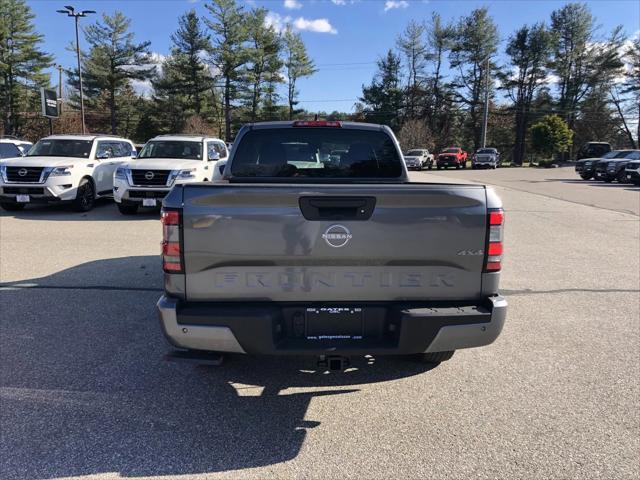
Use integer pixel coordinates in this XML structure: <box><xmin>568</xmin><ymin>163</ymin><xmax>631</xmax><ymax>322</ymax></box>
<box><xmin>28</xmin><ymin>0</ymin><xmax>640</xmax><ymax>112</ymax></box>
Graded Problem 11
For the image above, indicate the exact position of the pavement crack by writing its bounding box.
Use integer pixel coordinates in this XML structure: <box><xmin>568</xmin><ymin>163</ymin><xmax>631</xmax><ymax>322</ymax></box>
<box><xmin>0</xmin><ymin>284</ymin><xmax>162</xmax><ymax>292</ymax></box>
<box><xmin>502</xmin><ymin>288</ymin><xmax>640</xmax><ymax>296</ymax></box>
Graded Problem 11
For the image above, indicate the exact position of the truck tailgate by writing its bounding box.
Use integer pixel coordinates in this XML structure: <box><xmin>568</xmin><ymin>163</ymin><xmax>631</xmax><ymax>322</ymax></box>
<box><xmin>181</xmin><ymin>184</ymin><xmax>488</xmax><ymax>302</ymax></box>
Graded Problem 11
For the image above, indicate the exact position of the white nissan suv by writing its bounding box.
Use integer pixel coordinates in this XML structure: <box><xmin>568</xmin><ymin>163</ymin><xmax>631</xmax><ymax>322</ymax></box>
<box><xmin>0</xmin><ymin>134</ymin><xmax>136</xmax><ymax>212</ymax></box>
<box><xmin>113</xmin><ymin>134</ymin><xmax>228</xmax><ymax>215</ymax></box>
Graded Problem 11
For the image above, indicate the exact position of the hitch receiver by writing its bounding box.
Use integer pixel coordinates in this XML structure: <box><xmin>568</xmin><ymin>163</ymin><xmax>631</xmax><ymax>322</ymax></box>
<box><xmin>318</xmin><ymin>355</ymin><xmax>351</xmax><ymax>371</ymax></box>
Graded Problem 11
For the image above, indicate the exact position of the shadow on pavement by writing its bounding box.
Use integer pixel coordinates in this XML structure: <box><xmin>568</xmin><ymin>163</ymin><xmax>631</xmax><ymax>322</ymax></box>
<box><xmin>0</xmin><ymin>256</ymin><xmax>437</xmax><ymax>479</ymax></box>
<box><xmin>0</xmin><ymin>198</ymin><xmax>161</xmax><ymax>222</ymax></box>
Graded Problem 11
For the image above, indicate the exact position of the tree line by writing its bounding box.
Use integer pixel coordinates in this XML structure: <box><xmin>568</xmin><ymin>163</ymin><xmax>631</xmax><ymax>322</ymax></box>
<box><xmin>1</xmin><ymin>0</ymin><xmax>316</xmax><ymax>143</ymax></box>
<box><xmin>356</xmin><ymin>3</ymin><xmax>639</xmax><ymax>163</ymax></box>
<box><xmin>1</xmin><ymin>0</ymin><xmax>638</xmax><ymax>163</ymax></box>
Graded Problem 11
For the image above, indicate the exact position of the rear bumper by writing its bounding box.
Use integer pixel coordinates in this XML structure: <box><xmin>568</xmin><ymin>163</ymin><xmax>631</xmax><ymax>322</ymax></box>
<box><xmin>157</xmin><ymin>295</ymin><xmax>507</xmax><ymax>355</ymax></box>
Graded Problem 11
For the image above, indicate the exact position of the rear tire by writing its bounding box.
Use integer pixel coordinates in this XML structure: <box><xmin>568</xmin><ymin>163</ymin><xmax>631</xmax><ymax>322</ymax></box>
<box><xmin>117</xmin><ymin>203</ymin><xmax>139</xmax><ymax>215</ymax></box>
<box><xmin>617</xmin><ymin>171</ymin><xmax>628</xmax><ymax>183</ymax></box>
<box><xmin>72</xmin><ymin>178</ymin><xmax>95</xmax><ymax>212</ymax></box>
<box><xmin>580</xmin><ymin>173</ymin><xmax>592</xmax><ymax>180</ymax></box>
<box><xmin>412</xmin><ymin>351</ymin><xmax>455</xmax><ymax>364</ymax></box>
<box><xmin>437</xmin><ymin>165</ymin><xmax>442</xmax><ymax>170</ymax></box>
<box><xmin>428</xmin><ymin>164</ymin><xmax>432</xmax><ymax>170</ymax></box>
<box><xmin>0</xmin><ymin>202</ymin><xmax>25</xmax><ymax>212</ymax></box>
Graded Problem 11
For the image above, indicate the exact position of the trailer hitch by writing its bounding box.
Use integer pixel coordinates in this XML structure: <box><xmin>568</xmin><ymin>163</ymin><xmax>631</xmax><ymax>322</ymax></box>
<box><xmin>317</xmin><ymin>355</ymin><xmax>351</xmax><ymax>371</ymax></box>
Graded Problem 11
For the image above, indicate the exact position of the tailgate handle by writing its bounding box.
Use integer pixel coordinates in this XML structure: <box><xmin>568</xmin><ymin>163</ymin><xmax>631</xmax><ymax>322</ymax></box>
<box><xmin>299</xmin><ymin>196</ymin><xmax>376</xmax><ymax>221</ymax></box>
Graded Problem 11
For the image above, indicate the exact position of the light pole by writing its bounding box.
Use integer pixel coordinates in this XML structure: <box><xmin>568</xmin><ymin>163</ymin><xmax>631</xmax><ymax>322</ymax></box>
<box><xmin>56</xmin><ymin>5</ymin><xmax>95</xmax><ymax>134</ymax></box>
<box><xmin>480</xmin><ymin>56</ymin><xmax>490</xmax><ymax>149</ymax></box>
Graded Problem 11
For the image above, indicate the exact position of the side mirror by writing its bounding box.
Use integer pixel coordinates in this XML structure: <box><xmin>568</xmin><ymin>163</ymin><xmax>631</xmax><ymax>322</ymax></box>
<box><xmin>209</xmin><ymin>151</ymin><xmax>220</xmax><ymax>161</ymax></box>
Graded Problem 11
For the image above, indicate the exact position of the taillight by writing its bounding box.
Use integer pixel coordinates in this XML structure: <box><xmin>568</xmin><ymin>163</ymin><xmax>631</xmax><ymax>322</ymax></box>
<box><xmin>292</xmin><ymin>120</ymin><xmax>342</xmax><ymax>128</ymax></box>
<box><xmin>485</xmin><ymin>208</ymin><xmax>504</xmax><ymax>272</ymax></box>
<box><xmin>161</xmin><ymin>208</ymin><xmax>183</xmax><ymax>273</ymax></box>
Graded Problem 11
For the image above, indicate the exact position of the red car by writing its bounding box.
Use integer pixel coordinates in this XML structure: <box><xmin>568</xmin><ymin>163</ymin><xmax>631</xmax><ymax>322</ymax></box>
<box><xmin>437</xmin><ymin>147</ymin><xmax>468</xmax><ymax>169</ymax></box>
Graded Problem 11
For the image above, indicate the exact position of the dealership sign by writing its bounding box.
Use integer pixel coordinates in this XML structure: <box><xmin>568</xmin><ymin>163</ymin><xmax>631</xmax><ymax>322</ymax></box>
<box><xmin>40</xmin><ymin>88</ymin><xmax>59</xmax><ymax>118</ymax></box>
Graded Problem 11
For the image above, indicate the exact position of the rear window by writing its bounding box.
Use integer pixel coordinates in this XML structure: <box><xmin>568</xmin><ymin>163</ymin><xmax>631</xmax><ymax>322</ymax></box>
<box><xmin>477</xmin><ymin>149</ymin><xmax>496</xmax><ymax>154</ymax></box>
<box><xmin>230</xmin><ymin>128</ymin><xmax>402</xmax><ymax>178</ymax></box>
<box><xmin>0</xmin><ymin>143</ymin><xmax>21</xmax><ymax>158</ymax></box>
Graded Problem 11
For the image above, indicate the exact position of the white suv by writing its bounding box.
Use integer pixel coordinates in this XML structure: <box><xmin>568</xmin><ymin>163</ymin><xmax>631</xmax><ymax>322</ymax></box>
<box><xmin>0</xmin><ymin>134</ymin><xmax>136</xmax><ymax>212</ymax></box>
<box><xmin>113</xmin><ymin>134</ymin><xmax>228</xmax><ymax>215</ymax></box>
<box><xmin>0</xmin><ymin>137</ymin><xmax>33</xmax><ymax>159</ymax></box>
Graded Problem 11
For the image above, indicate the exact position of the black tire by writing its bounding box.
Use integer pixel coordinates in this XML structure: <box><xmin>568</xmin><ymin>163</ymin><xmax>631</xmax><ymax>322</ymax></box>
<box><xmin>72</xmin><ymin>178</ymin><xmax>95</xmax><ymax>212</ymax></box>
<box><xmin>0</xmin><ymin>202</ymin><xmax>25</xmax><ymax>212</ymax></box>
<box><xmin>437</xmin><ymin>165</ymin><xmax>442</xmax><ymax>170</ymax></box>
<box><xmin>617</xmin><ymin>171</ymin><xmax>628</xmax><ymax>183</ymax></box>
<box><xmin>428</xmin><ymin>163</ymin><xmax>432</xmax><ymax>170</ymax></box>
<box><xmin>117</xmin><ymin>203</ymin><xmax>139</xmax><ymax>215</ymax></box>
<box><xmin>456</xmin><ymin>163</ymin><xmax>461</xmax><ymax>169</ymax></box>
<box><xmin>604</xmin><ymin>178</ymin><xmax>613</xmax><ymax>183</ymax></box>
<box><xmin>462</xmin><ymin>162</ymin><xmax>467</xmax><ymax>169</ymax></box>
<box><xmin>412</xmin><ymin>351</ymin><xmax>455</xmax><ymax>364</ymax></box>
<box><xmin>580</xmin><ymin>173</ymin><xmax>592</xmax><ymax>180</ymax></box>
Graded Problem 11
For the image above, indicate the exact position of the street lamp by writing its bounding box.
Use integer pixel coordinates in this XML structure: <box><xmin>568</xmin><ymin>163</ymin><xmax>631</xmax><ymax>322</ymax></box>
<box><xmin>57</xmin><ymin>5</ymin><xmax>95</xmax><ymax>134</ymax></box>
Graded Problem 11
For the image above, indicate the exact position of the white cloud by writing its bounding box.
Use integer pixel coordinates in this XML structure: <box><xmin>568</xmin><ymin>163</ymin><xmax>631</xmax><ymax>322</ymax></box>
<box><xmin>331</xmin><ymin>0</ymin><xmax>347</xmax><ymax>4</ymax></box>
<box><xmin>265</xmin><ymin>12</ymin><xmax>290</xmax><ymax>33</ymax></box>
<box><xmin>265</xmin><ymin>12</ymin><xmax>337</xmax><ymax>34</ymax></box>
<box><xmin>384</xmin><ymin>0</ymin><xmax>408</xmax><ymax>12</ymax></box>
<box><xmin>293</xmin><ymin>17</ymin><xmax>337</xmax><ymax>34</ymax></box>
<box><xmin>284</xmin><ymin>0</ymin><xmax>302</xmax><ymax>9</ymax></box>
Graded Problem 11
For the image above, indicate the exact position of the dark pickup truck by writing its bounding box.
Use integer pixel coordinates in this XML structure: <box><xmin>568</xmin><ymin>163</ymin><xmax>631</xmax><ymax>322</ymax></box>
<box><xmin>157</xmin><ymin>121</ymin><xmax>507</xmax><ymax>368</ymax></box>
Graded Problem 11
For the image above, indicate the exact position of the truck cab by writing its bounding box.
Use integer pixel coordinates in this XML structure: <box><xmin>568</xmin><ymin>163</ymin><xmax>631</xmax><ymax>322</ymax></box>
<box><xmin>0</xmin><ymin>134</ymin><xmax>135</xmax><ymax>212</ymax></box>
<box><xmin>113</xmin><ymin>134</ymin><xmax>228</xmax><ymax>214</ymax></box>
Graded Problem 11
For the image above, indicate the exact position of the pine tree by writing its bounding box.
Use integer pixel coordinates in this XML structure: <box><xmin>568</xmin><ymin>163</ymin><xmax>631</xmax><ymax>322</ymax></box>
<box><xmin>501</xmin><ymin>23</ymin><xmax>553</xmax><ymax>165</ymax></box>
<box><xmin>69</xmin><ymin>11</ymin><xmax>153</xmax><ymax>134</ymax></box>
<box><xmin>204</xmin><ymin>0</ymin><xmax>249</xmax><ymax>141</ymax></box>
<box><xmin>396</xmin><ymin>20</ymin><xmax>427</xmax><ymax>119</ymax></box>
<box><xmin>283</xmin><ymin>26</ymin><xmax>316</xmax><ymax>120</ymax></box>
<box><xmin>0</xmin><ymin>0</ymin><xmax>52</xmax><ymax>136</ymax></box>
<box><xmin>243</xmin><ymin>8</ymin><xmax>282</xmax><ymax>121</ymax></box>
<box><xmin>450</xmin><ymin>8</ymin><xmax>499</xmax><ymax>151</ymax></box>
<box><xmin>170</xmin><ymin>10</ymin><xmax>213</xmax><ymax>115</ymax></box>
<box><xmin>359</xmin><ymin>50</ymin><xmax>403</xmax><ymax>130</ymax></box>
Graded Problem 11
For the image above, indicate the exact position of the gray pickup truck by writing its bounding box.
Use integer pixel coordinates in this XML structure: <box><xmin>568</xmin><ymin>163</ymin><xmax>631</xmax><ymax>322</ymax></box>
<box><xmin>157</xmin><ymin>121</ymin><xmax>507</xmax><ymax>368</ymax></box>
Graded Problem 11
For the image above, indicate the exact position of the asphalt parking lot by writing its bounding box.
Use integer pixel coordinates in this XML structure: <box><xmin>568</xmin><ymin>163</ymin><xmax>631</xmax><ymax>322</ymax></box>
<box><xmin>1</xmin><ymin>166</ymin><xmax>638</xmax><ymax>480</ymax></box>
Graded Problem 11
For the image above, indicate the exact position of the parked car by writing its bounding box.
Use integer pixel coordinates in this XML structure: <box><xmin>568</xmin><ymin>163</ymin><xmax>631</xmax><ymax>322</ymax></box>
<box><xmin>437</xmin><ymin>147</ymin><xmax>468</xmax><ymax>169</ymax></box>
<box><xmin>596</xmin><ymin>150</ymin><xmax>640</xmax><ymax>183</ymax></box>
<box><xmin>594</xmin><ymin>150</ymin><xmax>640</xmax><ymax>182</ymax></box>
<box><xmin>157</xmin><ymin>120</ymin><xmax>507</xmax><ymax>368</ymax></box>
<box><xmin>113</xmin><ymin>134</ymin><xmax>228</xmax><ymax>215</ymax></box>
<box><xmin>625</xmin><ymin>159</ymin><xmax>640</xmax><ymax>185</ymax></box>
<box><xmin>472</xmin><ymin>148</ymin><xmax>500</xmax><ymax>169</ymax></box>
<box><xmin>403</xmin><ymin>148</ymin><xmax>434</xmax><ymax>170</ymax></box>
<box><xmin>575</xmin><ymin>150</ymin><xmax>630</xmax><ymax>180</ymax></box>
<box><xmin>0</xmin><ymin>134</ymin><xmax>135</xmax><ymax>212</ymax></box>
<box><xmin>576</xmin><ymin>141</ymin><xmax>611</xmax><ymax>161</ymax></box>
<box><xmin>0</xmin><ymin>137</ymin><xmax>33</xmax><ymax>158</ymax></box>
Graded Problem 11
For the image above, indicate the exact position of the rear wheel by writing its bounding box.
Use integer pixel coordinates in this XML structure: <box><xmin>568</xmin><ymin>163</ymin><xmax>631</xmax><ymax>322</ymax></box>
<box><xmin>428</xmin><ymin>163</ymin><xmax>432</xmax><ymax>170</ymax></box>
<box><xmin>117</xmin><ymin>203</ymin><xmax>139</xmax><ymax>215</ymax></box>
<box><xmin>0</xmin><ymin>202</ymin><xmax>25</xmax><ymax>212</ymax></box>
<box><xmin>580</xmin><ymin>173</ymin><xmax>592</xmax><ymax>180</ymax></box>
<box><xmin>412</xmin><ymin>351</ymin><xmax>455</xmax><ymax>364</ymax></box>
<box><xmin>437</xmin><ymin>165</ymin><xmax>442</xmax><ymax>170</ymax></box>
<box><xmin>72</xmin><ymin>178</ymin><xmax>95</xmax><ymax>212</ymax></box>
